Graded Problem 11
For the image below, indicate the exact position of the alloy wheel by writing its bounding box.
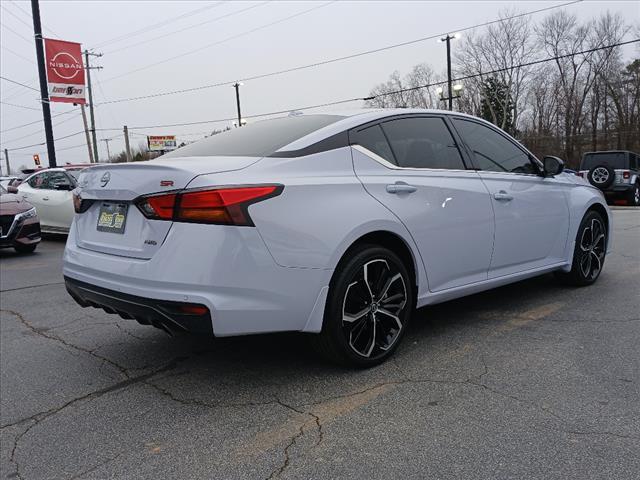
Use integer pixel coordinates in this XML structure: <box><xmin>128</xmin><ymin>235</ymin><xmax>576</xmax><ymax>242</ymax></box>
<box><xmin>592</xmin><ymin>167</ymin><xmax>609</xmax><ymax>184</ymax></box>
<box><xmin>579</xmin><ymin>218</ymin><xmax>606</xmax><ymax>281</ymax></box>
<box><xmin>341</xmin><ymin>258</ymin><xmax>407</xmax><ymax>358</ymax></box>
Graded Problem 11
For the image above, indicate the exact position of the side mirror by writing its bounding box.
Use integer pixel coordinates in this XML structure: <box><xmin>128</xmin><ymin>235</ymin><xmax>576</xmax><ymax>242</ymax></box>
<box><xmin>7</xmin><ymin>185</ymin><xmax>18</xmax><ymax>194</ymax></box>
<box><xmin>542</xmin><ymin>156</ymin><xmax>564</xmax><ymax>177</ymax></box>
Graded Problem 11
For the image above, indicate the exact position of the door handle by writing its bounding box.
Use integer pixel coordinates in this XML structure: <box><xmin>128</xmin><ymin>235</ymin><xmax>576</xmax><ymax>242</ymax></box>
<box><xmin>493</xmin><ymin>190</ymin><xmax>513</xmax><ymax>201</ymax></box>
<box><xmin>42</xmin><ymin>197</ymin><xmax>49</xmax><ymax>201</ymax></box>
<box><xmin>386</xmin><ymin>182</ymin><xmax>417</xmax><ymax>194</ymax></box>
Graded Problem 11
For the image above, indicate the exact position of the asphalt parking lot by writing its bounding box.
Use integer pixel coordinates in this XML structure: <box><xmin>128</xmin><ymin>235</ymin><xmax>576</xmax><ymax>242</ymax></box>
<box><xmin>1</xmin><ymin>207</ymin><xmax>638</xmax><ymax>480</ymax></box>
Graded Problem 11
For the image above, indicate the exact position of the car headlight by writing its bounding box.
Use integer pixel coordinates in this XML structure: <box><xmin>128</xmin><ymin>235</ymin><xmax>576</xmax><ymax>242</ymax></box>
<box><xmin>20</xmin><ymin>207</ymin><xmax>37</xmax><ymax>220</ymax></box>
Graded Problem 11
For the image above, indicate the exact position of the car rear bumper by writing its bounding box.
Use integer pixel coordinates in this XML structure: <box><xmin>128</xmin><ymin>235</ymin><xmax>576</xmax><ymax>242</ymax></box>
<box><xmin>63</xmin><ymin>221</ymin><xmax>331</xmax><ymax>336</ymax></box>
<box><xmin>65</xmin><ymin>276</ymin><xmax>214</xmax><ymax>335</ymax></box>
<box><xmin>604</xmin><ymin>184</ymin><xmax>634</xmax><ymax>192</ymax></box>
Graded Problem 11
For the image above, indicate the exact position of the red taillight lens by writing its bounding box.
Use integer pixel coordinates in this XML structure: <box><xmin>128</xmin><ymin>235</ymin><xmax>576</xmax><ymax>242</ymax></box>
<box><xmin>623</xmin><ymin>171</ymin><xmax>630</xmax><ymax>179</ymax></box>
<box><xmin>73</xmin><ymin>193</ymin><xmax>94</xmax><ymax>213</ymax></box>
<box><xmin>135</xmin><ymin>185</ymin><xmax>282</xmax><ymax>226</ymax></box>
<box><xmin>137</xmin><ymin>193</ymin><xmax>177</xmax><ymax>220</ymax></box>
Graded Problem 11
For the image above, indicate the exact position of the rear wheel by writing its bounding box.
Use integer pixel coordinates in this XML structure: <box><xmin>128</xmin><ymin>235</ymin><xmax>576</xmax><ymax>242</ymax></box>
<box><xmin>555</xmin><ymin>211</ymin><xmax>607</xmax><ymax>286</ymax></box>
<box><xmin>312</xmin><ymin>245</ymin><xmax>414</xmax><ymax>367</ymax></box>
<box><xmin>14</xmin><ymin>243</ymin><xmax>37</xmax><ymax>254</ymax></box>
<box><xmin>627</xmin><ymin>183</ymin><xmax>640</xmax><ymax>206</ymax></box>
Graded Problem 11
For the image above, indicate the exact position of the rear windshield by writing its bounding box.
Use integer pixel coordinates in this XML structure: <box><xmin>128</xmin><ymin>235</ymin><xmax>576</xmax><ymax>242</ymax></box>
<box><xmin>163</xmin><ymin>114</ymin><xmax>345</xmax><ymax>158</ymax></box>
<box><xmin>581</xmin><ymin>152</ymin><xmax>628</xmax><ymax>170</ymax></box>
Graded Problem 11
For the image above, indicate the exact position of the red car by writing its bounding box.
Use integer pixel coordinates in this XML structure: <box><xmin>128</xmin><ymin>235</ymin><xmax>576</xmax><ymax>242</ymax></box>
<box><xmin>0</xmin><ymin>184</ymin><xmax>41</xmax><ymax>253</ymax></box>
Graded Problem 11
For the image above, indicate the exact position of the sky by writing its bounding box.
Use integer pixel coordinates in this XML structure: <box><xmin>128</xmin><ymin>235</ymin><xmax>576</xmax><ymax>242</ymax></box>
<box><xmin>1</xmin><ymin>0</ymin><xmax>638</xmax><ymax>172</ymax></box>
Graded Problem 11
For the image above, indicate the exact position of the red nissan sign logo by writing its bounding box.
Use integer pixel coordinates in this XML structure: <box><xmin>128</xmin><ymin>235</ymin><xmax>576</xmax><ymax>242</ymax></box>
<box><xmin>49</xmin><ymin>52</ymin><xmax>83</xmax><ymax>80</ymax></box>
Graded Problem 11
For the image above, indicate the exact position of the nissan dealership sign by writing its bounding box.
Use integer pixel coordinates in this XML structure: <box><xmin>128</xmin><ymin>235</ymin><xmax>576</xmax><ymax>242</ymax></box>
<box><xmin>44</xmin><ymin>38</ymin><xmax>86</xmax><ymax>104</ymax></box>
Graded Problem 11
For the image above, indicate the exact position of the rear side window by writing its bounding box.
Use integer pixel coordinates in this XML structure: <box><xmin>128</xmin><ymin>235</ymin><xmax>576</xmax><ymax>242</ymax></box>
<box><xmin>163</xmin><ymin>115</ymin><xmax>345</xmax><ymax>158</ymax></box>
<box><xmin>380</xmin><ymin>117</ymin><xmax>465</xmax><ymax>170</ymax></box>
<box><xmin>351</xmin><ymin>124</ymin><xmax>395</xmax><ymax>164</ymax></box>
<box><xmin>452</xmin><ymin>118</ymin><xmax>536</xmax><ymax>174</ymax></box>
<box><xmin>581</xmin><ymin>152</ymin><xmax>629</xmax><ymax>170</ymax></box>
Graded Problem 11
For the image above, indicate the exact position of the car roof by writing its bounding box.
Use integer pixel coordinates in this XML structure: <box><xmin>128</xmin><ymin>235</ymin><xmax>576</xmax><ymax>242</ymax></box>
<box><xmin>277</xmin><ymin>108</ymin><xmax>484</xmax><ymax>152</ymax></box>
<box><xmin>583</xmin><ymin>150</ymin><xmax>638</xmax><ymax>155</ymax></box>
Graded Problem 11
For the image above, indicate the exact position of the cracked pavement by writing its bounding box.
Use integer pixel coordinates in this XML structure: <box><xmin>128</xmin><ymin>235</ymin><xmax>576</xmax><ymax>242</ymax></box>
<box><xmin>1</xmin><ymin>207</ymin><xmax>639</xmax><ymax>480</ymax></box>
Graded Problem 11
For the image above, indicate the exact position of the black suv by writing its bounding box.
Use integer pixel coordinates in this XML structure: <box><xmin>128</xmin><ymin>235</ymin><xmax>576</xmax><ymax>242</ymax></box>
<box><xmin>579</xmin><ymin>150</ymin><xmax>640</xmax><ymax>206</ymax></box>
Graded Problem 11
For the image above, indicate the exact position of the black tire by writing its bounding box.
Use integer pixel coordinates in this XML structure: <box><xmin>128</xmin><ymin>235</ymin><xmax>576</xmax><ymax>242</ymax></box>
<box><xmin>554</xmin><ymin>210</ymin><xmax>607</xmax><ymax>286</ymax></box>
<box><xmin>587</xmin><ymin>165</ymin><xmax>615</xmax><ymax>190</ymax></box>
<box><xmin>627</xmin><ymin>183</ymin><xmax>640</xmax><ymax>206</ymax></box>
<box><xmin>311</xmin><ymin>244</ymin><xmax>414</xmax><ymax>368</ymax></box>
<box><xmin>14</xmin><ymin>243</ymin><xmax>37</xmax><ymax>254</ymax></box>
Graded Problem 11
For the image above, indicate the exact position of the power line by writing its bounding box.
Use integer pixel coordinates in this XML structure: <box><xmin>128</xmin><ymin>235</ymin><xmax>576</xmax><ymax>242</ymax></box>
<box><xmin>96</xmin><ymin>0</ymin><xmax>582</xmax><ymax>105</ymax></box>
<box><xmin>0</xmin><ymin>76</ymin><xmax>39</xmax><ymax>92</ymax></box>
<box><xmin>1</xmin><ymin>45</ymin><xmax>35</xmax><ymax>64</ymax></box>
<box><xmin>0</xmin><ymin>101</ymin><xmax>41</xmax><ymax>111</ymax></box>
<box><xmin>1</xmin><ymin>112</ymin><xmax>82</xmax><ymax>145</ymax></box>
<box><xmin>56</xmin><ymin>142</ymin><xmax>89</xmax><ymax>152</ymax></box>
<box><xmin>369</xmin><ymin>38</ymin><xmax>640</xmax><ymax>100</ymax></box>
<box><xmin>102</xmin><ymin>1</ymin><xmax>337</xmax><ymax>83</ymax></box>
<box><xmin>103</xmin><ymin>2</ymin><xmax>268</xmax><ymax>55</ymax></box>
<box><xmin>93</xmin><ymin>97</ymin><xmax>362</xmax><ymax>131</ymax></box>
<box><xmin>110</xmin><ymin>38</ymin><xmax>640</xmax><ymax>131</ymax></box>
<box><xmin>89</xmin><ymin>1</ymin><xmax>227</xmax><ymax>50</ymax></box>
<box><xmin>4</xmin><ymin>38</ymin><xmax>636</xmax><ymax>151</ymax></box>
<box><xmin>0</xmin><ymin>5</ymin><xmax>32</xmax><ymax>30</ymax></box>
<box><xmin>4</xmin><ymin>130</ymin><xmax>85</xmax><ymax>152</ymax></box>
<box><xmin>0</xmin><ymin>20</ymin><xmax>33</xmax><ymax>43</ymax></box>
<box><xmin>6</xmin><ymin>0</ymin><xmax>60</xmax><ymax>38</ymax></box>
<box><xmin>0</xmin><ymin>109</ymin><xmax>78</xmax><ymax>134</ymax></box>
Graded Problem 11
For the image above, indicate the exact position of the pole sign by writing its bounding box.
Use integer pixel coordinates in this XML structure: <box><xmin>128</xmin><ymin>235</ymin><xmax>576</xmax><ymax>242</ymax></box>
<box><xmin>44</xmin><ymin>39</ymin><xmax>86</xmax><ymax>104</ymax></box>
<box><xmin>147</xmin><ymin>135</ymin><xmax>177</xmax><ymax>151</ymax></box>
<box><xmin>33</xmin><ymin>154</ymin><xmax>41</xmax><ymax>166</ymax></box>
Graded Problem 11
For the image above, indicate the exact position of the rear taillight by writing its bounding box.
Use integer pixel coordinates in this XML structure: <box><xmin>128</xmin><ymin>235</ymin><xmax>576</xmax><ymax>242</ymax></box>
<box><xmin>137</xmin><ymin>193</ymin><xmax>177</xmax><ymax>220</ymax></box>
<box><xmin>135</xmin><ymin>185</ymin><xmax>282</xmax><ymax>226</ymax></box>
<box><xmin>73</xmin><ymin>193</ymin><xmax>94</xmax><ymax>213</ymax></box>
<box><xmin>623</xmin><ymin>171</ymin><xmax>630</xmax><ymax>179</ymax></box>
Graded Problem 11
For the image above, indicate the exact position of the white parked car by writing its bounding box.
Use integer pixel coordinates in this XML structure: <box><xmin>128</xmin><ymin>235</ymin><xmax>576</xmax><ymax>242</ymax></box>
<box><xmin>17</xmin><ymin>167</ymin><xmax>89</xmax><ymax>233</ymax></box>
<box><xmin>64</xmin><ymin>110</ymin><xmax>611</xmax><ymax>366</ymax></box>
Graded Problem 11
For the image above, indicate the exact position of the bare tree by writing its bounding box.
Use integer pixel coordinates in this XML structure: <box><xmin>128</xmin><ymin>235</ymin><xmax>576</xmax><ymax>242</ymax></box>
<box><xmin>455</xmin><ymin>9</ymin><xmax>534</xmax><ymax>134</ymax></box>
<box><xmin>536</xmin><ymin>11</ymin><xmax>628</xmax><ymax>163</ymax></box>
<box><xmin>364</xmin><ymin>10</ymin><xmax>637</xmax><ymax>164</ymax></box>
<box><xmin>365</xmin><ymin>64</ymin><xmax>441</xmax><ymax>109</ymax></box>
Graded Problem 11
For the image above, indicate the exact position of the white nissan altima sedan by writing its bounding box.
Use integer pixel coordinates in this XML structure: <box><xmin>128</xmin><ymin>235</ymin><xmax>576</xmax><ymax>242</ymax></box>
<box><xmin>64</xmin><ymin>109</ymin><xmax>611</xmax><ymax>367</ymax></box>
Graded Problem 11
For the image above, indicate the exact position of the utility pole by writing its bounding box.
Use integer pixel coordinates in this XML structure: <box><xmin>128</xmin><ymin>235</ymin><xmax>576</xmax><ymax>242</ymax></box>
<box><xmin>123</xmin><ymin>125</ymin><xmax>132</xmax><ymax>162</ymax></box>
<box><xmin>84</xmin><ymin>50</ymin><xmax>102</xmax><ymax>163</ymax></box>
<box><xmin>31</xmin><ymin>0</ymin><xmax>56</xmax><ymax>167</ymax></box>
<box><xmin>233</xmin><ymin>82</ymin><xmax>243</xmax><ymax>127</ymax></box>
<box><xmin>100</xmin><ymin>138</ymin><xmax>112</xmax><ymax>161</ymax></box>
<box><xmin>439</xmin><ymin>33</ymin><xmax>461</xmax><ymax>111</ymax></box>
<box><xmin>3</xmin><ymin>149</ymin><xmax>10</xmax><ymax>176</ymax></box>
<box><xmin>80</xmin><ymin>104</ymin><xmax>94</xmax><ymax>163</ymax></box>
<box><xmin>445</xmin><ymin>36</ymin><xmax>452</xmax><ymax>111</ymax></box>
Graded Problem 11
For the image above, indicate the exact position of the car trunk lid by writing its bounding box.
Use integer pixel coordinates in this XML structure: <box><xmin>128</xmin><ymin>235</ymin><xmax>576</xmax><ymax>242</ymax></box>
<box><xmin>74</xmin><ymin>156</ymin><xmax>260</xmax><ymax>259</ymax></box>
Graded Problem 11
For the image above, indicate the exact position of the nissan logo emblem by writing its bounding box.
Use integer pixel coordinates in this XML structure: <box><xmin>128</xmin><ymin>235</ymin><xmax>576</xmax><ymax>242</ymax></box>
<box><xmin>100</xmin><ymin>172</ymin><xmax>111</xmax><ymax>187</ymax></box>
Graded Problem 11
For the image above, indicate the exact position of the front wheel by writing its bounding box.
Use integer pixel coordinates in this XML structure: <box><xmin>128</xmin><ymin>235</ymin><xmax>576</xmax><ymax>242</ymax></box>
<box><xmin>312</xmin><ymin>245</ymin><xmax>414</xmax><ymax>367</ymax></box>
<box><xmin>555</xmin><ymin>211</ymin><xmax>607</xmax><ymax>286</ymax></box>
<box><xmin>14</xmin><ymin>243</ymin><xmax>37</xmax><ymax>254</ymax></box>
